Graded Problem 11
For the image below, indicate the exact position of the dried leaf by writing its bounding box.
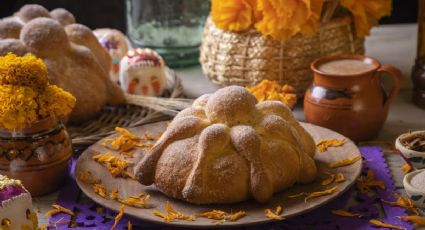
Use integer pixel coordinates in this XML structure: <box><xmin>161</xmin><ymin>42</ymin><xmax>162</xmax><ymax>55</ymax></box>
<box><xmin>335</xmin><ymin>173</ymin><xmax>345</xmax><ymax>183</ymax></box>
<box><xmin>369</xmin><ymin>219</ymin><xmax>405</xmax><ymax>230</ymax></box>
<box><xmin>321</xmin><ymin>173</ymin><xmax>336</xmax><ymax>185</ymax></box>
<box><xmin>331</xmin><ymin>209</ymin><xmax>361</xmax><ymax>217</ymax></box>
<box><xmin>44</xmin><ymin>204</ymin><xmax>74</xmax><ymax>217</ymax></box>
<box><xmin>397</xmin><ymin>216</ymin><xmax>425</xmax><ymax>226</ymax></box>
<box><xmin>264</xmin><ymin>206</ymin><xmax>284</xmax><ymax>221</ymax></box>
<box><xmin>401</xmin><ymin>163</ymin><xmax>412</xmax><ymax>174</ymax></box>
<box><xmin>111</xmin><ymin>205</ymin><xmax>125</xmax><ymax>230</ymax></box>
<box><xmin>305</xmin><ymin>186</ymin><xmax>339</xmax><ymax>201</ymax></box>
<box><xmin>329</xmin><ymin>154</ymin><xmax>361</xmax><ymax>168</ymax></box>
<box><xmin>316</xmin><ymin>139</ymin><xmax>345</xmax><ymax>152</ymax></box>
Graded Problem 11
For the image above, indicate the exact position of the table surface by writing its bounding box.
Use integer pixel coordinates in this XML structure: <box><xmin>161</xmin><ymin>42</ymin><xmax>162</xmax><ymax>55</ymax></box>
<box><xmin>35</xmin><ymin>23</ymin><xmax>425</xmax><ymax>227</ymax></box>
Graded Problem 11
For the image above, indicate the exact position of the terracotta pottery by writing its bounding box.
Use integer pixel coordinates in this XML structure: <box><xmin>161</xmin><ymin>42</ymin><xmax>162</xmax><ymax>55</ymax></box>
<box><xmin>0</xmin><ymin>117</ymin><xmax>72</xmax><ymax>196</ymax></box>
<box><xmin>304</xmin><ymin>54</ymin><xmax>402</xmax><ymax>142</ymax></box>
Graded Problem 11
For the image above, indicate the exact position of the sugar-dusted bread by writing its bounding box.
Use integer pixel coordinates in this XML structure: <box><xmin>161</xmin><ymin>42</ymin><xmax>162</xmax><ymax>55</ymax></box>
<box><xmin>135</xmin><ymin>86</ymin><xmax>317</xmax><ymax>204</ymax></box>
<box><xmin>0</xmin><ymin>4</ymin><xmax>124</xmax><ymax>123</ymax></box>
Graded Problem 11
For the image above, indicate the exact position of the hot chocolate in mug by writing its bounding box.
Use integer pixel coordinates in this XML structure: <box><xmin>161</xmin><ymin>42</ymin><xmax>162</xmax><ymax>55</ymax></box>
<box><xmin>304</xmin><ymin>54</ymin><xmax>403</xmax><ymax>142</ymax></box>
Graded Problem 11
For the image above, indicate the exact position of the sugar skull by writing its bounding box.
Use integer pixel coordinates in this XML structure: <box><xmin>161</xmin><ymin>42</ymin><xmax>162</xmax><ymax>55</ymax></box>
<box><xmin>119</xmin><ymin>48</ymin><xmax>167</xmax><ymax>96</ymax></box>
<box><xmin>93</xmin><ymin>28</ymin><xmax>130</xmax><ymax>83</ymax></box>
<box><xmin>0</xmin><ymin>175</ymin><xmax>37</xmax><ymax>230</ymax></box>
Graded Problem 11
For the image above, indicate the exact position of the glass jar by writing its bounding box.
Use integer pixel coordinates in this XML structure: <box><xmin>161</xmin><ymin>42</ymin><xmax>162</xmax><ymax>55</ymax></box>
<box><xmin>0</xmin><ymin>117</ymin><xmax>72</xmax><ymax>196</ymax></box>
<box><xmin>126</xmin><ymin>0</ymin><xmax>210</xmax><ymax>67</ymax></box>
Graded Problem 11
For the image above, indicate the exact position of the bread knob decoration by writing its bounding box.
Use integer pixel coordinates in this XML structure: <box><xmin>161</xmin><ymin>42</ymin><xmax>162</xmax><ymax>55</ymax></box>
<box><xmin>135</xmin><ymin>86</ymin><xmax>317</xmax><ymax>204</ymax></box>
<box><xmin>119</xmin><ymin>48</ymin><xmax>167</xmax><ymax>97</ymax></box>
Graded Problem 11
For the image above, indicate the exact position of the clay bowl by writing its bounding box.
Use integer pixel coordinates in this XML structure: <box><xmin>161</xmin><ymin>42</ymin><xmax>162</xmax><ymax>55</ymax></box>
<box><xmin>395</xmin><ymin>131</ymin><xmax>425</xmax><ymax>170</ymax></box>
<box><xmin>403</xmin><ymin>169</ymin><xmax>425</xmax><ymax>208</ymax></box>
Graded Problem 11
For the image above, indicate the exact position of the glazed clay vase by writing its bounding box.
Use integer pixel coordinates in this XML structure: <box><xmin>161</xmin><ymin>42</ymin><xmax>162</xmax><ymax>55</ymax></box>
<box><xmin>0</xmin><ymin>117</ymin><xmax>72</xmax><ymax>196</ymax></box>
<box><xmin>304</xmin><ymin>54</ymin><xmax>402</xmax><ymax>142</ymax></box>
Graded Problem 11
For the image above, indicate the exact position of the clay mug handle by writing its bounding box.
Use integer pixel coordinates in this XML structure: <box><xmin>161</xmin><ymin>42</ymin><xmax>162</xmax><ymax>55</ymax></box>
<box><xmin>377</xmin><ymin>65</ymin><xmax>402</xmax><ymax>109</ymax></box>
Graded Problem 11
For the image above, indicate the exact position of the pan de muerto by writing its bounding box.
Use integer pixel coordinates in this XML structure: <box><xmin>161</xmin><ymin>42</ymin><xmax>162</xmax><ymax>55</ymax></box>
<box><xmin>0</xmin><ymin>4</ymin><xmax>124</xmax><ymax>123</ymax></box>
<box><xmin>135</xmin><ymin>86</ymin><xmax>317</xmax><ymax>204</ymax></box>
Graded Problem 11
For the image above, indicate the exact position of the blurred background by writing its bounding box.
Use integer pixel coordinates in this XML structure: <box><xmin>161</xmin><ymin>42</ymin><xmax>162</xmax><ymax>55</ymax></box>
<box><xmin>0</xmin><ymin>0</ymin><xmax>419</xmax><ymax>32</ymax></box>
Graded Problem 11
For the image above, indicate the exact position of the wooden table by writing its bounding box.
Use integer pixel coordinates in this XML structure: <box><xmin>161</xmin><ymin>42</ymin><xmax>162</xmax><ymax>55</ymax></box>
<box><xmin>35</xmin><ymin>23</ymin><xmax>425</xmax><ymax>227</ymax></box>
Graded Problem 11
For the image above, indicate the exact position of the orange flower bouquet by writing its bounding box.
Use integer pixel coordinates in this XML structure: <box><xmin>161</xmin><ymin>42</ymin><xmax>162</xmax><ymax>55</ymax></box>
<box><xmin>200</xmin><ymin>0</ymin><xmax>392</xmax><ymax>94</ymax></box>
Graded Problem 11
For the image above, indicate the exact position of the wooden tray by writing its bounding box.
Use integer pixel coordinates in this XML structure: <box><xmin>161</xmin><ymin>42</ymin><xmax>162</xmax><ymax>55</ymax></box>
<box><xmin>75</xmin><ymin>121</ymin><xmax>362</xmax><ymax>228</ymax></box>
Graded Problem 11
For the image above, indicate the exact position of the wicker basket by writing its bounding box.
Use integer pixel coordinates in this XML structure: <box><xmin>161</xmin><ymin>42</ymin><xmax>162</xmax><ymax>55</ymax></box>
<box><xmin>200</xmin><ymin>15</ymin><xmax>365</xmax><ymax>95</ymax></box>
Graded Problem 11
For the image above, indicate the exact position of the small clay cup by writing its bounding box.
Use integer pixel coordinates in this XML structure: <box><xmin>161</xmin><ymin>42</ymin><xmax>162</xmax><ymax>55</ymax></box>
<box><xmin>403</xmin><ymin>169</ymin><xmax>425</xmax><ymax>208</ymax></box>
<box><xmin>304</xmin><ymin>54</ymin><xmax>402</xmax><ymax>142</ymax></box>
<box><xmin>0</xmin><ymin>117</ymin><xmax>72</xmax><ymax>196</ymax></box>
<box><xmin>395</xmin><ymin>131</ymin><xmax>425</xmax><ymax>170</ymax></box>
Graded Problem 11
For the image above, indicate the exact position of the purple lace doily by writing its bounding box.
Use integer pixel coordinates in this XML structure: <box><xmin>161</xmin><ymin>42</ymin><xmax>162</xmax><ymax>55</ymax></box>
<box><xmin>49</xmin><ymin>146</ymin><xmax>413</xmax><ymax>230</ymax></box>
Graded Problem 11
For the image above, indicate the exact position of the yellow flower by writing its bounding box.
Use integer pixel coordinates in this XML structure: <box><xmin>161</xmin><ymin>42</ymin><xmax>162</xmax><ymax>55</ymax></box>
<box><xmin>340</xmin><ymin>0</ymin><xmax>392</xmax><ymax>37</ymax></box>
<box><xmin>37</xmin><ymin>84</ymin><xmax>76</xmax><ymax>119</ymax></box>
<box><xmin>255</xmin><ymin>0</ymin><xmax>311</xmax><ymax>40</ymax></box>
<box><xmin>211</xmin><ymin>0</ymin><xmax>257</xmax><ymax>32</ymax></box>
<box><xmin>0</xmin><ymin>85</ymin><xmax>38</xmax><ymax>130</ymax></box>
<box><xmin>300</xmin><ymin>0</ymin><xmax>324</xmax><ymax>35</ymax></box>
<box><xmin>0</xmin><ymin>53</ymin><xmax>48</xmax><ymax>91</ymax></box>
<box><xmin>0</xmin><ymin>53</ymin><xmax>76</xmax><ymax>130</ymax></box>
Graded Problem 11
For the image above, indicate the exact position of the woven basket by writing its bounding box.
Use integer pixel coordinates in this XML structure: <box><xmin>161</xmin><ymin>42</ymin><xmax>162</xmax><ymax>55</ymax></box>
<box><xmin>200</xmin><ymin>15</ymin><xmax>365</xmax><ymax>95</ymax></box>
<box><xmin>68</xmin><ymin>68</ymin><xmax>191</xmax><ymax>150</ymax></box>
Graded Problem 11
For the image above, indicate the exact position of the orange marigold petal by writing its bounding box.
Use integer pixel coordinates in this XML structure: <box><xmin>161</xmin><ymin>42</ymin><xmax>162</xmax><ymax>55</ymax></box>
<box><xmin>398</xmin><ymin>216</ymin><xmax>425</xmax><ymax>226</ymax></box>
<box><xmin>369</xmin><ymin>219</ymin><xmax>405</xmax><ymax>230</ymax></box>
<box><xmin>329</xmin><ymin>154</ymin><xmax>361</xmax><ymax>168</ymax></box>
<box><xmin>305</xmin><ymin>186</ymin><xmax>339</xmax><ymax>201</ymax></box>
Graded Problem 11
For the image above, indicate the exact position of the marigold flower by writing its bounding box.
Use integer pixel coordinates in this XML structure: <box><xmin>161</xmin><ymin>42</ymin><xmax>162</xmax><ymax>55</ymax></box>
<box><xmin>0</xmin><ymin>53</ymin><xmax>76</xmax><ymax>130</ymax></box>
<box><xmin>0</xmin><ymin>53</ymin><xmax>48</xmax><ymax>91</ymax></box>
<box><xmin>0</xmin><ymin>85</ymin><xmax>38</xmax><ymax>130</ymax></box>
<box><xmin>300</xmin><ymin>0</ymin><xmax>324</xmax><ymax>35</ymax></box>
<box><xmin>340</xmin><ymin>0</ymin><xmax>392</xmax><ymax>37</ymax></box>
<box><xmin>211</xmin><ymin>0</ymin><xmax>257</xmax><ymax>32</ymax></box>
<box><xmin>255</xmin><ymin>0</ymin><xmax>311</xmax><ymax>40</ymax></box>
<box><xmin>37</xmin><ymin>84</ymin><xmax>76</xmax><ymax>119</ymax></box>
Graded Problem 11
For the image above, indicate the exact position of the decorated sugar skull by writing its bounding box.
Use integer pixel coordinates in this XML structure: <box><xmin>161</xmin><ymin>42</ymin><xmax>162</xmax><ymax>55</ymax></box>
<box><xmin>119</xmin><ymin>48</ymin><xmax>167</xmax><ymax>96</ymax></box>
<box><xmin>93</xmin><ymin>28</ymin><xmax>130</xmax><ymax>83</ymax></box>
<box><xmin>0</xmin><ymin>175</ymin><xmax>37</xmax><ymax>230</ymax></box>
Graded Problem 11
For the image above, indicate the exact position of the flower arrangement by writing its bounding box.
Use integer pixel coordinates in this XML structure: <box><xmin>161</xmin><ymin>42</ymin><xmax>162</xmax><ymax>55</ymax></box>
<box><xmin>211</xmin><ymin>0</ymin><xmax>392</xmax><ymax>39</ymax></box>
<box><xmin>0</xmin><ymin>53</ymin><xmax>76</xmax><ymax>130</ymax></box>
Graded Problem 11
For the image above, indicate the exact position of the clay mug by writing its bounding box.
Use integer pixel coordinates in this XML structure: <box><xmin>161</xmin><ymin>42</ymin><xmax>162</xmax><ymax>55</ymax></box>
<box><xmin>304</xmin><ymin>54</ymin><xmax>402</xmax><ymax>142</ymax></box>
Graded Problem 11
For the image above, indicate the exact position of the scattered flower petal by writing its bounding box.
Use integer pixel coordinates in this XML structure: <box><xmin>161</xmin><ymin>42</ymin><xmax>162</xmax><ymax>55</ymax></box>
<box><xmin>331</xmin><ymin>209</ymin><xmax>361</xmax><ymax>217</ymax></box>
<box><xmin>401</xmin><ymin>163</ymin><xmax>412</xmax><ymax>174</ymax></box>
<box><xmin>305</xmin><ymin>186</ymin><xmax>339</xmax><ymax>201</ymax></box>
<box><xmin>111</xmin><ymin>205</ymin><xmax>125</xmax><ymax>230</ymax></box>
<box><xmin>397</xmin><ymin>216</ymin><xmax>425</xmax><ymax>226</ymax></box>
<box><xmin>264</xmin><ymin>205</ymin><xmax>284</xmax><ymax>220</ymax></box>
<box><xmin>316</xmin><ymin>139</ymin><xmax>345</xmax><ymax>152</ymax></box>
<box><xmin>329</xmin><ymin>154</ymin><xmax>361</xmax><ymax>168</ymax></box>
<box><xmin>44</xmin><ymin>204</ymin><xmax>74</xmax><ymax>217</ymax></box>
<box><xmin>369</xmin><ymin>219</ymin><xmax>405</xmax><ymax>230</ymax></box>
